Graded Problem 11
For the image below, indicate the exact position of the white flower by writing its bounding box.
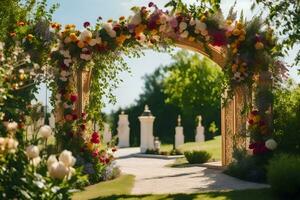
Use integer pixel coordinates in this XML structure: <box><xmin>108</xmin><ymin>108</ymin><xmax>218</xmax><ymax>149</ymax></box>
<box><xmin>49</xmin><ymin>161</ymin><xmax>69</xmax><ymax>179</ymax></box>
<box><xmin>179</xmin><ymin>22</ymin><xmax>187</xmax><ymax>32</ymax></box>
<box><xmin>59</xmin><ymin>150</ymin><xmax>76</xmax><ymax>167</ymax></box>
<box><xmin>63</xmin><ymin>58</ymin><xmax>72</xmax><ymax>67</ymax></box>
<box><xmin>38</xmin><ymin>125</ymin><xmax>52</xmax><ymax>139</ymax></box>
<box><xmin>6</xmin><ymin>138</ymin><xmax>18</xmax><ymax>153</ymax></box>
<box><xmin>180</xmin><ymin>30</ymin><xmax>189</xmax><ymax>38</ymax></box>
<box><xmin>47</xmin><ymin>155</ymin><xmax>58</xmax><ymax>170</ymax></box>
<box><xmin>31</xmin><ymin>156</ymin><xmax>41</xmax><ymax>167</ymax></box>
<box><xmin>103</xmin><ymin>23</ymin><xmax>116</xmax><ymax>38</ymax></box>
<box><xmin>64</xmin><ymin>37</ymin><xmax>72</xmax><ymax>44</ymax></box>
<box><xmin>80</xmin><ymin>53</ymin><xmax>92</xmax><ymax>61</ymax></box>
<box><xmin>189</xmin><ymin>18</ymin><xmax>196</xmax><ymax>26</ymax></box>
<box><xmin>265</xmin><ymin>139</ymin><xmax>277</xmax><ymax>150</ymax></box>
<box><xmin>88</xmin><ymin>37</ymin><xmax>101</xmax><ymax>46</ymax></box>
<box><xmin>60</xmin><ymin>70</ymin><xmax>69</xmax><ymax>77</ymax></box>
<box><xmin>59</xmin><ymin>49</ymin><xmax>71</xmax><ymax>58</ymax></box>
<box><xmin>0</xmin><ymin>42</ymin><xmax>4</xmax><ymax>51</ymax></box>
<box><xmin>195</xmin><ymin>20</ymin><xmax>207</xmax><ymax>33</ymax></box>
<box><xmin>129</xmin><ymin>13</ymin><xmax>142</xmax><ymax>25</ymax></box>
<box><xmin>79</xmin><ymin>30</ymin><xmax>92</xmax><ymax>42</ymax></box>
<box><xmin>26</xmin><ymin>145</ymin><xmax>40</xmax><ymax>159</ymax></box>
<box><xmin>6</xmin><ymin>121</ymin><xmax>18</xmax><ymax>133</ymax></box>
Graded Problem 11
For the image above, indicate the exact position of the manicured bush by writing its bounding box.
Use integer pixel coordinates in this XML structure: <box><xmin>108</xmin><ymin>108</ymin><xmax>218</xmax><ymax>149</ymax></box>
<box><xmin>184</xmin><ymin>150</ymin><xmax>211</xmax><ymax>164</ymax></box>
<box><xmin>267</xmin><ymin>154</ymin><xmax>300</xmax><ymax>199</ymax></box>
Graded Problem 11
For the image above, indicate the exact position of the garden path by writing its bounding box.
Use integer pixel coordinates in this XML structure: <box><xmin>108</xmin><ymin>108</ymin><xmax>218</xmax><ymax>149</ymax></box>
<box><xmin>115</xmin><ymin>148</ymin><xmax>269</xmax><ymax>195</ymax></box>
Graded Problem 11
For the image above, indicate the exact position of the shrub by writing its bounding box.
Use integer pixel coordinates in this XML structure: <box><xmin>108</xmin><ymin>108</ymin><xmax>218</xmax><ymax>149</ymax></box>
<box><xmin>267</xmin><ymin>154</ymin><xmax>300</xmax><ymax>199</ymax></box>
<box><xmin>184</xmin><ymin>150</ymin><xmax>211</xmax><ymax>164</ymax></box>
<box><xmin>225</xmin><ymin>149</ymin><xmax>268</xmax><ymax>183</ymax></box>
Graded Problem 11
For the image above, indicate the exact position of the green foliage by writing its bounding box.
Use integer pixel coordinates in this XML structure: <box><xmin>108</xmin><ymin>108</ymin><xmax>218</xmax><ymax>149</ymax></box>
<box><xmin>110</xmin><ymin>51</ymin><xmax>223</xmax><ymax>145</ymax></box>
<box><xmin>267</xmin><ymin>154</ymin><xmax>300</xmax><ymax>199</ymax></box>
<box><xmin>273</xmin><ymin>80</ymin><xmax>300</xmax><ymax>154</ymax></box>
<box><xmin>184</xmin><ymin>150</ymin><xmax>211</xmax><ymax>164</ymax></box>
<box><xmin>225</xmin><ymin>149</ymin><xmax>268</xmax><ymax>183</ymax></box>
<box><xmin>164</xmin><ymin>51</ymin><xmax>224</xmax><ymax>140</ymax></box>
<box><xmin>0</xmin><ymin>148</ymin><xmax>87</xmax><ymax>199</ymax></box>
<box><xmin>255</xmin><ymin>0</ymin><xmax>300</xmax><ymax>65</ymax></box>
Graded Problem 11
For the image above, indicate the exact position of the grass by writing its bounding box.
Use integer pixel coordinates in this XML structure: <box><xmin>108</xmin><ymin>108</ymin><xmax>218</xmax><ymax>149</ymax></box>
<box><xmin>72</xmin><ymin>174</ymin><xmax>135</xmax><ymax>200</ymax></box>
<box><xmin>90</xmin><ymin>189</ymin><xmax>275</xmax><ymax>200</ymax></box>
<box><xmin>161</xmin><ymin>135</ymin><xmax>221</xmax><ymax>161</ymax></box>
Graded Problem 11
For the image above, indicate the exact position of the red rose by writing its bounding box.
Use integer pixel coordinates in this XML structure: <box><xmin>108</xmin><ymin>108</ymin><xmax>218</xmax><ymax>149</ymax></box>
<box><xmin>72</xmin><ymin>113</ymin><xmax>78</xmax><ymax>120</ymax></box>
<box><xmin>70</xmin><ymin>94</ymin><xmax>78</xmax><ymax>102</ymax></box>
<box><xmin>248</xmin><ymin>119</ymin><xmax>254</xmax><ymax>125</ymax></box>
<box><xmin>210</xmin><ymin>30</ymin><xmax>227</xmax><ymax>46</ymax></box>
<box><xmin>92</xmin><ymin>150</ymin><xmax>99</xmax><ymax>157</ymax></box>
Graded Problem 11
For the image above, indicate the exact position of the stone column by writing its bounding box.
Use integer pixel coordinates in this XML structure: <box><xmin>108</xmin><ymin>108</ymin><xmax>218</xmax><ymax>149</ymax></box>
<box><xmin>195</xmin><ymin>115</ymin><xmax>205</xmax><ymax>142</ymax></box>
<box><xmin>103</xmin><ymin>123</ymin><xmax>112</xmax><ymax>144</ymax></box>
<box><xmin>139</xmin><ymin>105</ymin><xmax>155</xmax><ymax>153</ymax></box>
<box><xmin>175</xmin><ymin>115</ymin><xmax>184</xmax><ymax>148</ymax></box>
<box><xmin>117</xmin><ymin>111</ymin><xmax>130</xmax><ymax>148</ymax></box>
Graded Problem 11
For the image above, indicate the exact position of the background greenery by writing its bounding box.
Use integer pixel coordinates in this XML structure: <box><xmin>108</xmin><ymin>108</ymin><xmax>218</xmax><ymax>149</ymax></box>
<box><xmin>109</xmin><ymin>51</ymin><xmax>224</xmax><ymax>145</ymax></box>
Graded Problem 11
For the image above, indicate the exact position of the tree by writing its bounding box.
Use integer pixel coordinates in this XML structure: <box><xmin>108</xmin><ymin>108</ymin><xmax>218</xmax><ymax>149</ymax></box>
<box><xmin>110</xmin><ymin>50</ymin><xmax>224</xmax><ymax>145</ymax></box>
<box><xmin>164</xmin><ymin>51</ymin><xmax>224</xmax><ymax>140</ymax></box>
<box><xmin>255</xmin><ymin>0</ymin><xmax>300</xmax><ymax>65</ymax></box>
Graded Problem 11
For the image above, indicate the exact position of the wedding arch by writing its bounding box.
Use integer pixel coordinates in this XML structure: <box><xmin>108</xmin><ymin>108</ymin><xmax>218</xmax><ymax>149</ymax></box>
<box><xmin>7</xmin><ymin>2</ymin><xmax>283</xmax><ymax>166</ymax></box>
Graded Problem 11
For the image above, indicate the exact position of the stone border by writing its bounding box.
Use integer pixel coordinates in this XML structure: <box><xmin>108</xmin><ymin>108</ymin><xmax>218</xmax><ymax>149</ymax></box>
<box><xmin>133</xmin><ymin>153</ymin><xmax>184</xmax><ymax>160</ymax></box>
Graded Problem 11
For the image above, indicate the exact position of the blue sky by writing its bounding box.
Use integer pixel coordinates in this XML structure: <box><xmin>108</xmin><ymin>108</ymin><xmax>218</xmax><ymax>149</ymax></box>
<box><xmin>37</xmin><ymin>0</ymin><xmax>300</xmax><ymax>113</ymax></box>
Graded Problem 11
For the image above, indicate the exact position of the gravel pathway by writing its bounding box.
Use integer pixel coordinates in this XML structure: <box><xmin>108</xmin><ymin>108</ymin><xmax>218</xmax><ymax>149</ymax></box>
<box><xmin>115</xmin><ymin>148</ymin><xmax>269</xmax><ymax>194</ymax></box>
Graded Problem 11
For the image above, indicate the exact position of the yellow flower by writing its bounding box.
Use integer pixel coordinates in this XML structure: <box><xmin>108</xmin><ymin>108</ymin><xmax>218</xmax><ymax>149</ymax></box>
<box><xmin>77</xmin><ymin>40</ymin><xmax>85</xmax><ymax>48</ymax></box>
<box><xmin>27</xmin><ymin>34</ymin><xmax>34</xmax><ymax>41</ymax></box>
<box><xmin>200</xmin><ymin>16</ymin><xmax>206</xmax><ymax>22</ymax></box>
<box><xmin>116</xmin><ymin>34</ymin><xmax>127</xmax><ymax>45</ymax></box>
<box><xmin>135</xmin><ymin>24</ymin><xmax>146</xmax><ymax>35</ymax></box>
<box><xmin>255</xmin><ymin>42</ymin><xmax>264</xmax><ymax>50</ymax></box>
<box><xmin>232</xmin><ymin>29</ymin><xmax>241</xmax><ymax>36</ymax></box>
<box><xmin>226</xmin><ymin>20</ymin><xmax>232</xmax><ymax>25</ymax></box>
<box><xmin>87</xmin><ymin>143</ymin><xmax>93</xmax><ymax>151</ymax></box>
<box><xmin>232</xmin><ymin>48</ymin><xmax>238</xmax><ymax>54</ymax></box>
<box><xmin>236</xmin><ymin>22</ymin><xmax>243</xmax><ymax>29</ymax></box>
<box><xmin>69</xmin><ymin>33</ymin><xmax>78</xmax><ymax>42</ymax></box>
<box><xmin>151</xmin><ymin>29</ymin><xmax>158</xmax><ymax>35</ymax></box>
<box><xmin>238</xmin><ymin>35</ymin><xmax>245</xmax><ymax>41</ymax></box>
<box><xmin>188</xmin><ymin>36</ymin><xmax>195</xmax><ymax>42</ymax></box>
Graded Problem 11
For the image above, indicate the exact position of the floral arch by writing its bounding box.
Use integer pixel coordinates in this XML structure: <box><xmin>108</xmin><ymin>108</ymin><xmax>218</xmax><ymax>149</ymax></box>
<box><xmin>2</xmin><ymin>1</ymin><xmax>283</xmax><ymax>172</ymax></box>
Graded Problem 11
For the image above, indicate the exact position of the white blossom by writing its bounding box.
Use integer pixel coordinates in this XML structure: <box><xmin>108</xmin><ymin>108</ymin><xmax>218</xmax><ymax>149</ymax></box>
<box><xmin>265</xmin><ymin>139</ymin><xmax>277</xmax><ymax>150</ymax></box>
<box><xmin>59</xmin><ymin>150</ymin><xmax>76</xmax><ymax>167</ymax></box>
<box><xmin>38</xmin><ymin>125</ymin><xmax>52</xmax><ymax>139</ymax></box>
<box><xmin>129</xmin><ymin>13</ymin><xmax>142</xmax><ymax>25</ymax></box>
<box><xmin>26</xmin><ymin>145</ymin><xmax>40</xmax><ymax>159</ymax></box>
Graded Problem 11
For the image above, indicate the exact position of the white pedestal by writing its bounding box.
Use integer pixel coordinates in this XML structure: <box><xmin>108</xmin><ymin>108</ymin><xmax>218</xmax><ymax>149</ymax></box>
<box><xmin>195</xmin><ymin>126</ymin><xmax>205</xmax><ymax>142</ymax></box>
<box><xmin>139</xmin><ymin>116</ymin><xmax>155</xmax><ymax>153</ymax></box>
<box><xmin>117</xmin><ymin>113</ymin><xmax>130</xmax><ymax>148</ymax></box>
<box><xmin>175</xmin><ymin>126</ymin><xmax>184</xmax><ymax>148</ymax></box>
<box><xmin>103</xmin><ymin>123</ymin><xmax>112</xmax><ymax>144</ymax></box>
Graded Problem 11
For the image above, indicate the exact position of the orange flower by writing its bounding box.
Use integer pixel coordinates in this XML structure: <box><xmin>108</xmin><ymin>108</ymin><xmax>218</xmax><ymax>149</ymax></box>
<box><xmin>69</xmin><ymin>33</ymin><xmax>78</xmax><ymax>42</ymax></box>
<box><xmin>232</xmin><ymin>29</ymin><xmax>241</xmax><ymax>36</ymax></box>
<box><xmin>236</xmin><ymin>21</ymin><xmax>243</xmax><ymax>29</ymax></box>
<box><xmin>27</xmin><ymin>34</ymin><xmax>34</xmax><ymax>41</ymax></box>
<box><xmin>135</xmin><ymin>24</ymin><xmax>146</xmax><ymax>35</ymax></box>
<box><xmin>17</xmin><ymin>21</ymin><xmax>25</xmax><ymax>26</ymax></box>
<box><xmin>200</xmin><ymin>16</ymin><xmax>206</xmax><ymax>22</ymax></box>
<box><xmin>116</xmin><ymin>34</ymin><xmax>127</xmax><ymax>45</ymax></box>
<box><xmin>188</xmin><ymin>36</ymin><xmax>195</xmax><ymax>42</ymax></box>
<box><xmin>10</xmin><ymin>32</ymin><xmax>16</xmax><ymax>37</ymax></box>
<box><xmin>77</xmin><ymin>40</ymin><xmax>85</xmax><ymax>48</ymax></box>
<box><xmin>255</xmin><ymin>42</ymin><xmax>264</xmax><ymax>50</ymax></box>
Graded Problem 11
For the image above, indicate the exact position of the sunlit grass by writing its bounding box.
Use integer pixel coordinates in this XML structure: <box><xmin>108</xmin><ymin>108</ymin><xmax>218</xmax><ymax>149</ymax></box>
<box><xmin>161</xmin><ymin>135</ymin><xmax>221</xmax><ymax>161</ymax></box>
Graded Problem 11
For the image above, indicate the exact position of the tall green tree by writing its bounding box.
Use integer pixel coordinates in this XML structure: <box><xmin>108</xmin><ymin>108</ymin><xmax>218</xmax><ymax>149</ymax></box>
<box><xmin>255</xmin><ymin>0</ymin><xmax>300</xmax><ymax>65</ymax></box>
<box><xmin>164</xmin><ymin>51</ymin><xmax>224</xmax><ymax>141</ymax></box>
<box><xmin>110</xmin><ymin>50</ymin><xmax>224</xmax><ymax>145</ymax></box>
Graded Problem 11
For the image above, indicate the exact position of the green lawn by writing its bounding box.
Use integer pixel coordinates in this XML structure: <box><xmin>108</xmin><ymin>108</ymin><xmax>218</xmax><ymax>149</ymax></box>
<box><xmin>72</xmin><ymin>174</ymin><xmax>135</xmax><ymax>200</ymax></box>
<box><xmin>91</xmin><ymin>189</ymin><xmax>275</xmax><ymax>200</ymax></box>
<box><xmin>161</xmin><ymin>135</ymin><xmax>221</xmax><ymax>161</ymax></box>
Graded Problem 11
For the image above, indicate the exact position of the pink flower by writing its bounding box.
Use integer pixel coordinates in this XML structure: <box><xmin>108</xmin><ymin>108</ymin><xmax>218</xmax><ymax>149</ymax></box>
<box><xmin>169</xmin><ymin>17</ymin><xmax>178</xmax><ymax>28</ymax></box>
<box><xmin>92</xmin><ymin>150</ymin><xmax>99</xmax><ymax>157</ymax></box>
